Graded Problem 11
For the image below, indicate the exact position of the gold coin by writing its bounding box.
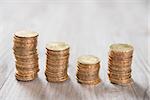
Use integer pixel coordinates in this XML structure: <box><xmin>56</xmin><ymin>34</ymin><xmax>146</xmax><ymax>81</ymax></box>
<box><xmin>45</xmin><ymin>74</ymin><xmax>68</xmax><ymax>80</ymax></box>
<box><xmin>77</xmin><ymin>76</ymin><xmax>99</xmax><ymax>81</ymax></box>
<box><xmin>15</xmin><ymin>58</ymin><xmax>38</xmax><ymax>63</ymax></box>
<box><xmin>14</xmin><ymin>38</ymin><xmax>37</xmax><ymax>43</ymax></box>
<box><xmin>15</xmin><ymin>73</ymin><xmax>37</xmax><ymax>81</ymax></box>
<box><xmin>77</xmin><ymin>55</ymin><xmax>100</xmax><ymax>65</ymax></box>
<box><xmin>13</xmin><ymin>46</ymin><xmax>37</xmax><ymax>51</ymax></box>
<box><xmin>16</xmin><ymin>63</ymin><xmax>39</xmax><ymax>69</ymax></box>
<box><xmin>45</xmin><ymin>74</ymin><xmax>68</xmax><ymax>79</ymax></box>
<box><xmin>109</xmin><ymin>43</ymin><xmax>133</xmax><ymax>54</ymax></box>
<box><xmin>46</xmin><ymin>57</ymin><xmax>68</xmax><ymax>63</ymax></box>
<box><xmin>108</xmin><ymin>63</ymin><xmax>132</xmax><ymax>69</ymax></box>
<box><xmin>109</xmin><ymin>52</ymin><xmax>133</xmax><ymax>59</ymax></box>
<box><xmin>108</xmin><ymin>61</ymin><xmax>132</xmax><ymax>67</ymax></box>
<box><xmin>16</xmin><ymin>67</ymin><xmax>39</xmax><ymax>72</ymax></box>
<box><xmin>108</xmin><ymin>70</ymin><xmax>131</xmax><ymax>75</ymax></box>
<box><xmin>108</xmin><ymin>59</ymin><xmax>132</xmax><ymax>66</ymax></box>
<box><xmin>76</xmin><ymin>69</ymin><xmax>99</xmax><ymax>76</ymax></box>
<box><xmin>16</xmin><ymin>68</ymin><xmax>38</xmax><ymax>75</ymax></box>
<box><xmin>14</xmin><ymin>37</ymin><xmax>37</xmax><ymax>44</ymax></box>
<box><xmin>14</xmin><ymin>53</ymin><xmax>38</xmax><ymax>59</ymax></box>
<box><xmin>109</xmin><ymin>77</ymin><xmax>133</xmax><ymax>86</ymax></box>
<box><xmin>77</xmin><ymin>65</ymin><xmax>100</xmax><ymax>72</ymax></box>
<box><xmin>14</xmin><ymin>42</ymin><xmax>37</xmax><ymax>48</ymax></box>
<box><xmin>108</xmin><ymin>67</ymin><xmax>131</xmax><ymax>73</ymax></box>
<box><xmin>14</xmin><ymin>30</ymin><xmax>38</xmax><ymax>38</ymax></box>
<box><xmin>108</xmin><ymin>57</ymin><xmax>132</xmax><ymax>63</ymax></box>
<box><xmin>14</xmin><ymin>30</ymin><xmax>39</xmax><ymax>82</ymax></box>
<box><xmin>108</xmin><ymin>63</ymin><xmax>131</xmax><ymax>68</ymax></box>
<box><xmin>46</xmin><ymin>66</ymin><xmax>67</xmax><ymax>73</ymax></box>
<box><xmin>46</xmin><ymin>53</ymin><xmax>69</xmax><ymax>60</ymax></box>
<box><xmin>46</xmin><ymin>60</ymin><xmax>68</xmax><ymax>66</ymax></box>
<box><xmin>46</xmin><ymin>42</ymin><xmax>69</xmax><ymax>51</ymax></box>
<box><xmin>16</xmin><ymin>70</ymin><xmax>36</xmax><ymax>76</ymax></box>
<box><xmin>16</xmin><ymin>62</ymin><xmax>38</xmax><ymax>68</ymax></box>
<box><xmin>47</xmin><ymin>49</ymin><xmax>69</xmax><ymax>56</ymax></box>
<box><xmin>14</xmin><ymin>35</ymin><xmax>38</xmax><ymax>40</ymax></box>
<box><xmin>77</xmin><ymin>71</ymin><xmax>99</xmax><ymax>77</ymax></box>
<box><xmin>46</xmin><ymin>74</ymin><xmax>68</xmax><ymax>83</ymax></box>
<box><xmin>77</xmin><ymin>63</ymin><xmax>100</xmax><ymax>69</ymax></box>
<box><xmin>13</xmin><ymin>50</ymin><xmax>37</xmax><ymax>56</ymax></box>
<box><xmin>46</xmin><ymin>64</ymin><xmax>68</xmax><ymax>69</ymax></box>
<box><xmin>77</xmin><ymin>73</ymin><xmax>99</xmax><ymax>80</ymax></box>
<box><xmin>45</xmin><ymin>70</ymin><xmax>67</xmax><ymax>76</ymax></box>
<box><xmin>77</xmin><ymin>78</ymin><xmax>101</xmax><ymax>85</ymax></box>
<box><xmin>108</xmin><ymin>55</ymin><xmax>133</xmax><ymax>61</ymax></box>
<box><xmin>108</xmin><ymin>73</ymin><xmax>131</xmax><ymax>79</ymax></box>
<box><xmin>76</xmin><ymin>55</ymin><xmax>101</xmax><ymax>85</ymax></box>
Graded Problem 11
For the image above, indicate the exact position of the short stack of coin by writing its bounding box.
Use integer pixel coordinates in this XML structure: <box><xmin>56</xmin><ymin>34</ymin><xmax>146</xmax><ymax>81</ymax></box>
<box><xmin>13</xmin><ymin>31</ymin><xmax>39</xmax><ymax>81</ymax></box>
<box><xmin>45</xmin><ymin>42</ymin><xmax>70</xmax><ymax>83</ymax></box>
<box><xmin>76</xmin><ymin>55</ymin><xmax>101</xmax><ymax>85</ymax></box>
<box><xmin>108</xmin><ymin>43</ymin><xmax>134</xmax><ymax>85</ymax></box>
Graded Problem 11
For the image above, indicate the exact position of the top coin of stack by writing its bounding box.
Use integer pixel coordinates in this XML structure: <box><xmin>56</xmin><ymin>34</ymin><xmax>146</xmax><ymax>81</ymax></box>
<box><xmin>45</xmin><ymin>42</ymin><xmax>70</xmax><ymax>83</ymax></box>
<box><xmin>76</xmin><ymin>55</ymin><xmax>101</xmax><ymax>85</ymax></box>
<box><xmin>108</xmin><ymin>43</ymin><xmax>134</xmax><ymax>86</ymax></box>
<box><xmin>13</xmin><ymin>30</ymin><xmax>39</xmax><ymax>81</ymax></box>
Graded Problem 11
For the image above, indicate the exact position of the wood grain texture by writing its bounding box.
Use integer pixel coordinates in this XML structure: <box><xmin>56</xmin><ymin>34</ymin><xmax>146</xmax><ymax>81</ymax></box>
<box><xmin>0</xmin><ymin>1</ymin><xmax>149</xmax><ymax>100</ymax></box>
<box><xmin>0</xmin><ymin>33</ymin><xmax>149</xmax><ymax>100</ymax></box>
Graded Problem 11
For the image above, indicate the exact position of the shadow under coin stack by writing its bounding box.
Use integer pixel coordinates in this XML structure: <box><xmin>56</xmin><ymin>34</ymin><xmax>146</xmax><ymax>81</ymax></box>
<box><xmin>76</xmin><ymin>55</ymin><xmax>101</xmax><ymax>85</ymax></box>
<box><xmin>13</xmin><ymin>31</ymin><xmax>39</xmax><ymax>81</ymax></box>
<box><xmin>108</xmin><ymin>44</ymin><xmax>134</xmax><ymax>85</ymax></box>
<box><xmin>45</xmin><ymin>42</ymin><xmax>70</xmax><ymax>82</ymax></box>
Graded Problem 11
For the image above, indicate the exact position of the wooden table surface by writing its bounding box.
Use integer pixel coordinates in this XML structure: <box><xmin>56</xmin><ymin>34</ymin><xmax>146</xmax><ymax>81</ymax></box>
<box><xmin>0</xmin><ymin>33</ymin><xmax>149</xmax><ymax>100</ymax></box>
<box><xmin>0</xmin><ymin>1</ymin><xmax>149</xmax><ymax>100</ymax></box>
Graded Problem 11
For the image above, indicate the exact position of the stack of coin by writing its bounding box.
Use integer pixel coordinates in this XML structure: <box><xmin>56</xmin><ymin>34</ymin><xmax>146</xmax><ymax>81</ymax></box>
<box><xmin>45</xmin><ymin>42</ymin><xmax>70</xmax><ymax>83</ymax></box>
<box><xmin>76</xmin><ymin>55</ymin><xmax>101</xmax><ymax>85</ymax></box>
<box><xmin>13</xmin><ymin>30</ymin><xmax>39</xmax><ymax>81</ymax></box>
<box><xmin>108</xmin><ymin>43</ymin><xmax>134</xmax><ymax>85</ymax></box>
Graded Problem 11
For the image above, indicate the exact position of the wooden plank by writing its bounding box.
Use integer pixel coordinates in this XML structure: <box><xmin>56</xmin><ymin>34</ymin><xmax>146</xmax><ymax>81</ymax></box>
<box><xmin>0</xmin><ymin>34</ymin><xmax>149</xmax><ymax>100</ymax></box>
<box><xmin>0</xmin><ymin>33</ymin><xmax>14</xmax><ymax>89</ymax></box>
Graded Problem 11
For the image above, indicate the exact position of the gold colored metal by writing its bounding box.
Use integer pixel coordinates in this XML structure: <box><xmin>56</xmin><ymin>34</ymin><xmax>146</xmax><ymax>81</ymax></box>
<box><xmin>108</xmin><ymin>43</ymin><xmax>134</xmax><ymax>86</ymax></box>
<box><xmin>45</xmin><ymin>42</ymin><xmax>70</xmax><ymax>83</ymax></box>
<box><xmin>13</xmin><ymin>31</ymin><xmax>39</xmax><ymax>81</ymax></box>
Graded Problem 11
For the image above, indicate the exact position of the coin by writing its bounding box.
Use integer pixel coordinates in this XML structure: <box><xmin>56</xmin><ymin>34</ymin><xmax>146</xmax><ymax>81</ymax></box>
<box><xmin>46</xmin><ymin>53</ymin><xmax>69</xmax><ymax>60</ymax></box>
<box><xmin>109</xmin><ymin>77</ymin><xmax>133</xmax><ymax>86</ymax></box>
<box><xmin>46</xmin><ymin>59</ymin><xmax>68</xmax><ymax>66</ymax></box>
<box><xmin>13</xmin><ymin>30</ymin><xmax>39</xmax><ymax>81</ymax></box>
<box><xmin>76</xmin><ymin>55</ymin><xmax>101</xmax><ymax>85</ymax></box>
<box><xmin>14</xmin><ymin>36</ymin><xmax>37</xmax><ymax>43</ymax></box>
<box><xmin>15</xmin><ymin>73</ymin><xmax>38</xmax><ymax>82</ymax></box>
<box><xmin>77</xmin><ymin>78</ymin><xmax>101</xmax><ymax>85</ymax></box>
<box><xmin>14</xmin><ymin>30</ymin><xmax>38</xmax><ymax>38</ymax></box>
<box><xmin>47</xmin><ymin>49</ymin><xmax>69</xmax><ymax>56</ymax></box>
<box><xmin>46</xmin><ymin>74</ymin><xmax>68</xmax><ymax>83</ymax></box>
<box><xmin>108</xmin><ymin>44</ymin><xmax>134</xmax><ymax>86</ymax></box>
<box><xmin>77</xmin><ymin>55</ymin><xmax>100</xmax><ymax>65</ymax></box>
<box><xmin>45</xmin><ymin>42</ymin><xmax>70</xmax><ymax>83</ymax></box>
<box><xmin>14</xmin><ymin>53</ymin><xmax>38</xmax><ymax>59</ymax></box>
<box><xmin>14</xmin><ymin>49</ymin><xmax>37</xmax><ymax>56</ymax></box>
<box><xmin>46</xmin><ymin>42</ymin><xmax>69</xmax><ymax>51</ymax></box>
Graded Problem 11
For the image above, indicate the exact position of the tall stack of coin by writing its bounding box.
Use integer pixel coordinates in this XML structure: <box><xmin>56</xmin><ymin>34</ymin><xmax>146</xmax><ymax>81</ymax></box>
<box><xmin>108</xmin><ymin>43</ymin><xmax>134</xmax><ymax>85</ymax></box>
<box><xmin>45</xmin><ymin>42</ymin><xmax>70</xmax><ymax>83</ymax></box>
<box><xmin>13</xmin><ymin>31</ymin><xmax>39</xmax><ymax>81</ymax></box>
<box><xmin>76</xmin><ymin>55</ymin><xmax>101</xmax><ymax>85</ymax></box>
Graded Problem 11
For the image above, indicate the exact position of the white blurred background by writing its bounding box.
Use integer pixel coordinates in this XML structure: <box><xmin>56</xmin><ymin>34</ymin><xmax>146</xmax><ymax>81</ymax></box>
<box><xmin>0</xmin><ymin>0</ymin><xmax>148</xmax><ymax>69</ymax></box>
<box><xmin>0</xmin><ymin>0</ymin><xmax>148</xmax><ymax>64</ymax></box>
<box><xmin>0</xmin><ymin>1</ymin><xmax>147</xmax><ymax>43</ymax></box>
